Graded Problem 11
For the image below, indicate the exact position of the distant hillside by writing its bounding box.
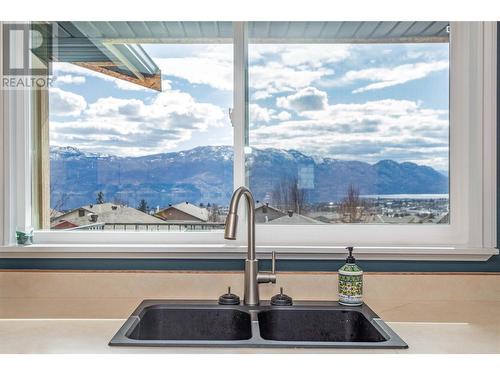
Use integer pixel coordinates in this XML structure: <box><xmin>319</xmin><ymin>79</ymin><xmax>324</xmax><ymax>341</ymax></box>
<box><xmin>50</xmin><ymin>146</ymin><xmax>448</xmax><ymax>211</ymax></box>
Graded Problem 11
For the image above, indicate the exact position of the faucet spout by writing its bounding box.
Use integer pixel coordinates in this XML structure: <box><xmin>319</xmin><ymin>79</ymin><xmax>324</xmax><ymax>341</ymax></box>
<box><xmin>224</xmin><ymin>186</ymin><xmax>276</xmax><ymax>305</ymax></box>
<box><xmin>224</xmin><ymin>186</ymin><xmax>256</xmax><ymax>260</ymax></box>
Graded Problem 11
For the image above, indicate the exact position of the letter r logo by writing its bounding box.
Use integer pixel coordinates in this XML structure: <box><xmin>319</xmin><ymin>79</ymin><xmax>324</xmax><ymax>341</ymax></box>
<box><xmin>2</xmin><ymin>23</ymin><xmax>52</xmax><ymax>76</ymax></box>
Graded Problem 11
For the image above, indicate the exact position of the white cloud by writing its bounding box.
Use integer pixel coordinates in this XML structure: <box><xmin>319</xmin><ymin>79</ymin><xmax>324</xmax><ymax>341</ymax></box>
<box><xmin>54</xmin><ymin>75</ymin><xmax>86</xmax><ymax>85</ymax></box>
<box><xmin>250</xmin><ymin>98</ymin><xmax>449</xmax><ymax>170</ymax></box>
<box><xmin>247</xmin><ymin>45</ymin><xmax>350</xmax><ymax>100</ymax></box>
<box><xmin>250</xmin><ymin>62</ymin><xmax>333</xmax><ymax>98</ymax></box>
<box><xmin>49</xmin><ymin>88</ymin><xmax>87</xmax><ymax>117</ymax></box>
<box><xmin>113</xmin><ymin>79</ymin><xmax>172</xmax><ymax>92</ymax></box>
<box><xmin>51</xmin><ymin>90</ymin><xmax>228</xmax><ymax>156</ymax></box>
<box><xmin>251</xmin><ymin>44</ymin><xmax>351</xmax><ymax>68</ymax></box>
<box><xmin>154</xmin><ymin>45</ymin><xmax>233</xmax><ymax>91</ymax></box>
<box><xmin>250</xmin><ymin>104</ymin><xmax>274</xmax><ymax>124</ymax></box>
<box><xmin>251</xmin><ymin>90</ymin><xmax>272</xmax><ymax>101</ymax></box>
<box><xmin>280</xmin><ymin>45</ymin><xmax>350</xmax><ymax>68</ymax></box>
<box><xmin>276</xmin><ymin>111</ymin><xmax>291</xmax><ymax>121</ymax></box>
<box><xmin>156</xmin><ymin>56</ymin><xmax>232</xmax><ymax>91</ymax></box>
<box><xmin>331</xmin><ymin>61</ymin><xmax>449</xmax><ymax>93</ymax></box>
<box><xmin>249</xmin><ymin>105</ymin><xmax>294</xmax><ymax>126</ymax></box>
<box><xmin>276</xmin><ymin>87</ymin><xmax>328</xmax><ymax>112</ymax></box>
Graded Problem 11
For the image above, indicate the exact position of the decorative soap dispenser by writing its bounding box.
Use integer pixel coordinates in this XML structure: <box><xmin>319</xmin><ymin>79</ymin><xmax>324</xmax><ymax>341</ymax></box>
<box><xmin>338</xmin><ymin>246</ymin><xmax>363</xmax><ymax>306</ymax></box>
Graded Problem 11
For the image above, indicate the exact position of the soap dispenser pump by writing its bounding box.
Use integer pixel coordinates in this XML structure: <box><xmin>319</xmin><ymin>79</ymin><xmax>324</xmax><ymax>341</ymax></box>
<box><xmin>338</xmin><ymin>246</ymin><xmax>363</xmax><ymax>306</ymax></box>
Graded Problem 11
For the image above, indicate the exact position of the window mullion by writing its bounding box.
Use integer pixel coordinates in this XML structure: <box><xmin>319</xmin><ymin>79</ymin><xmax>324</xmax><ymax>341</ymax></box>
<box><xmin>229</xmin><ymin>21</ymin><xmax>249</xmax><ymax>247</ymax></box>
<box><xmin>232</xmin><ymin>21</ymin><xmax>248</xmax><ymax>189</ymax></box>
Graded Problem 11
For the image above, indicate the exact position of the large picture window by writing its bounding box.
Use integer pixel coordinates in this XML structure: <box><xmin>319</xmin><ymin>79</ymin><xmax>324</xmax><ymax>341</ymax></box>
<box><xmin>45</xmin><ymin>22</ymin><xmax>451</xmax><ymax>232</ymax></box>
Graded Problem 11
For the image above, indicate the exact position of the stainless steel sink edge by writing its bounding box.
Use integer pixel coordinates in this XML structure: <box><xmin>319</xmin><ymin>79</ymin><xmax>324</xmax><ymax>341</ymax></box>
<box><xmin>109</xmin><ymin>300</ymin><xmax>409</xmax><ymax>349</ymax></box>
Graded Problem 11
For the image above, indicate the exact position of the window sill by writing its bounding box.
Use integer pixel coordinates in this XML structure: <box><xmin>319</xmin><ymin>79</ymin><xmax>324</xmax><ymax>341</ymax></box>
<box><xmin>0</xmin><ymin>244</ymin><xmax>497</xmax><ymax>261</ymax></box>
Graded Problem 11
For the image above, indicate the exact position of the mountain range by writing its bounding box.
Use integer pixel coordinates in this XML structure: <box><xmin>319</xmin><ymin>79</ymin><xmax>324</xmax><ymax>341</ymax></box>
<box><xmin>50</xmin><ymin>145</ymin><xmax>448</xmax><ymax>211</ymax></box>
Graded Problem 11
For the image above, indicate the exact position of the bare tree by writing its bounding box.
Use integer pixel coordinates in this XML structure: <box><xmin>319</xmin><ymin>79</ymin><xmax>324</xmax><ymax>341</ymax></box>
<box><xmin>49</xmin><ymin>182</ymin><xmax>69</xmax><ymax>219</ymax></box>
<box><xmin>340</xmin><ymin>183</ymin><xmax>364</xmax><ymax>223</ymax></box>
<box><xmin>112</xmin><ymin>197</ymin><xmax>128</xmax><ymax>206</ymax></box>
<box><xmin>272</xmin><ymin>175</ymin><xmax>307</xmax><ymax>214</ymax></box>
<box><xmin>208</xmin><ymin>203</ymin><xmax>220</xmax><ymax>222</ymax></box>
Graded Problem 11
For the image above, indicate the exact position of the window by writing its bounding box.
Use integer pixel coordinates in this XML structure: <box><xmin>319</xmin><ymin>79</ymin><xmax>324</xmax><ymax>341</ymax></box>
<box><xmin>0</xmin><ymin>22</ymin><xmax>496</xmax><ymax>260</ymax></box>
<box><xmin>42</xmin><ymin>24</ymin><xmax>234</xmax><ymax>232</ymax></box>
<box><xmin>247</xmin><ymin>41</ymin><xmax>450</xmax><ymax>225</ymax></box>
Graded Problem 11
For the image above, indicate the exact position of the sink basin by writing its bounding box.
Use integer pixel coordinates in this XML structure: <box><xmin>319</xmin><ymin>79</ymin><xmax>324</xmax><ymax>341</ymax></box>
<box><xmin>128</xmin><ymin>306</ymin><xmax>252</xmax><ymax>341</ymax></box>
<box><xmin>258</xmin><ymin>309</ymin><xmax>386</xmax><ymax>342</ymax></box>
<box><xmin>109</xmin><ymin>300</ymin><xmax>408</xmax><ymax>349</ymax></box>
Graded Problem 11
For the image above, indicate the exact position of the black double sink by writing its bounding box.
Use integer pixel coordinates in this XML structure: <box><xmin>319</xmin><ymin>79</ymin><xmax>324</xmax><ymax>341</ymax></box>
<box><xmin>109</xmin><ymin>300</ymin><xmax>408</xmax><ymax>349</ymax></box>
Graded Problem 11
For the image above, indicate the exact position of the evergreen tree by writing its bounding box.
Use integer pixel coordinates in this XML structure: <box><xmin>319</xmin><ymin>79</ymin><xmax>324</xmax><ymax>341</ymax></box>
<box><xmin>137</xmin><ymin>199</ymin><xmax>149</xmax><ymax>213</ymax></box>
<box><xmin>96</xmin><ymin>191</ymin><xmax>104</xmax><ymax>204</ymax></box>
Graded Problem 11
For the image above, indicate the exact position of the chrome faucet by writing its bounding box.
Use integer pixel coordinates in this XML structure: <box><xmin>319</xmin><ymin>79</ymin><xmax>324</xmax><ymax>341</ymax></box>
<box><xmin>224</xmin><ymin>186</ymin><xmax>276</xmax><ymax>305</ymax></box>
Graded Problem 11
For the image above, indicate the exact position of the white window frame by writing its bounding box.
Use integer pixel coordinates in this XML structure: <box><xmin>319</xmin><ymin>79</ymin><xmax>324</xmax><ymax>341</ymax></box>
<box><xmin>0</xmin><ymin>21</ymin><xmax>497</xmax><ymax>261</ymax></box>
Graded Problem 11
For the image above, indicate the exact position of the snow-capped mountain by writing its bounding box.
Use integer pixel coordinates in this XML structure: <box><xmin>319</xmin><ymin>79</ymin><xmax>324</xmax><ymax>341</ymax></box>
<box><xmin>50</xmin><ymin>145</ymin><xmax>448</xmax><ymax>211</ymax></box>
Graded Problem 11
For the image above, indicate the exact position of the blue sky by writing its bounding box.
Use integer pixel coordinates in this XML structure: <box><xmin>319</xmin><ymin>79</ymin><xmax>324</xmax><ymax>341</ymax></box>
<box><xmin>49</xmin><ymin>42</ymin><xmax>449</xmax><ymax>172</ymax></box>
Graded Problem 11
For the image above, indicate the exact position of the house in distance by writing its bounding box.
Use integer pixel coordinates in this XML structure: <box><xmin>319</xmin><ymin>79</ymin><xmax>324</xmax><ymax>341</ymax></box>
<box><xmin>155</xmin><ymin>202</ymin><xmax>209</xmax><ymax>222</ymax></box>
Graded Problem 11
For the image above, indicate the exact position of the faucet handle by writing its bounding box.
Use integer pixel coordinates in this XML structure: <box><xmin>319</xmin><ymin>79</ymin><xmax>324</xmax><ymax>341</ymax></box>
<box><xmin>257</xmin><ymin>251</ymin><xmax>277</xmax><ymax>284</ymax></box>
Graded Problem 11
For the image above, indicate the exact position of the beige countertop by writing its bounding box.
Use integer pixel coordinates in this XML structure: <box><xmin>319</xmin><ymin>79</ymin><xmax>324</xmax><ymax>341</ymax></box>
<box><xmin>1</xmin><ymin>271</ymin><xmax>499</xmax><ymax>353</ymax></box>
